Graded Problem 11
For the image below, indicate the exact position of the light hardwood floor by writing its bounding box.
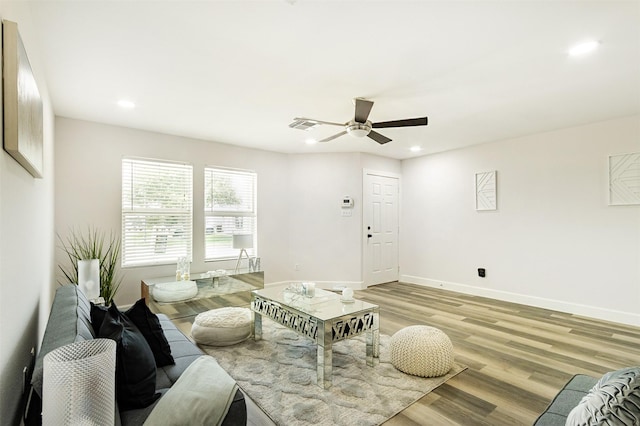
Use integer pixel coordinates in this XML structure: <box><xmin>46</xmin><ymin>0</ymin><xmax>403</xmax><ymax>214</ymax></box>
<box><xmin>170</xmin><ymin>281</ymin><xmax>640</xmax><ymax>426</ymax></box>
<box><xmin>357</xmin><ymin>282</ymin><xmax>640</xmax><ymax>425</ymax></box>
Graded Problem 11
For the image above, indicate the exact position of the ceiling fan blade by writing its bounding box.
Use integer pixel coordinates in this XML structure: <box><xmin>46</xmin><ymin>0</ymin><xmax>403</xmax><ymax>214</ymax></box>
<box><xmin>318</xmin><ymin>130</ymin><xmax>348</xmax><ymax>143</ymax></box>
<box><xmin>367</xmin><ymin>130</ymin><xmax>392</xmax><ymax>145</ymax></box>
<box><xmin>372</xmin><ymin>117</ymin><xmax>428</xmax><ymax>128</ymax></box>
<box><xmin>354</xmin><ymin>98</ymin><xmax>374</xmax><ymax>123</ymax></box>
<box><xmin>293</xmin><ymin>117</ymin><xmax>345</xmax><ymax>127</ymax></box>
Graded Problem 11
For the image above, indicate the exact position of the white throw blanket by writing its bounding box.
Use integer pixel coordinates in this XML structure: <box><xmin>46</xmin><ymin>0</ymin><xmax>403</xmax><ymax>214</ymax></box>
<box><xmin>143</xmin><ymin>355</ymin><xmax>239</xmax><ymax>426</ymax></box>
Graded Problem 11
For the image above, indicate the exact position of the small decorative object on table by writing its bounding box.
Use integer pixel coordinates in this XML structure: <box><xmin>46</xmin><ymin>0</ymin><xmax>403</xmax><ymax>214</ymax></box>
<box><xmin>302</xmin><ymin>282</ymin><xmax>316</xmax><ymax>298</ymax></box>
<box><xmin>341</xmin><ymin>287</ymin><xmax>354</xmax><ymax>303</ymax></box>
<box><xmin>176</xmin><ymin>256</ymin><xmax>190</xmax><ymax>281</ymax></box>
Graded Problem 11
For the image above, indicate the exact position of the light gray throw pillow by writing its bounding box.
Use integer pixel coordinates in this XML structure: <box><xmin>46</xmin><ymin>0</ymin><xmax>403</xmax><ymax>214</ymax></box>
<box><xmin>566</xmin><ymin>366</ymin><xmax>640</xmax><ymax>425</ymax></box>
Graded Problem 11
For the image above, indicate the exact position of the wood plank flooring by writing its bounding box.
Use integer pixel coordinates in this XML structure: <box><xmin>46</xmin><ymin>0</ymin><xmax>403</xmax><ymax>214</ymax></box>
<box><xmin>168</xmin><ymin>281</ymin><xmax>640</xmax><ymax>425</ymax></box>
<box><xmin>356</xmin><ymin>282</ymin><xmax>640</xmax><ymax>425</ymax></box>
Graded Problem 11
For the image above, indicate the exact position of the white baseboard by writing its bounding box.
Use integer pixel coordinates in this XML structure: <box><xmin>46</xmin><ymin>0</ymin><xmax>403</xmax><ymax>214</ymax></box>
<box><xmin>400</xmin><ymin>275</ymin><xmax>640</xmax><ymax>327</ymax></box>
<box><xmin>265</xmin><ymin>280</ymin><xmax>365</xmax><ymax>291</ymax></box>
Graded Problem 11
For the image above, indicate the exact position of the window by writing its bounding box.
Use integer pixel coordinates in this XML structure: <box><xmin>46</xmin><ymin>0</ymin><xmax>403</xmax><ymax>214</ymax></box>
<box><xmin>122</xmin><ymin>158</ymin><xmax>193</xmax><ymax>267</ymax></box>
<box><xmin>204</xmin><ymin>167</ymin><xmax>256</xmax><ymax>260</ymax></box>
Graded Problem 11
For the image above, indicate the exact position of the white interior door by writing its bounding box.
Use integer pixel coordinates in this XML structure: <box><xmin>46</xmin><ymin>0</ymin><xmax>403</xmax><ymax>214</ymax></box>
<box><xmin>363</xmin><ymin>172</ymin><xmax>399</xmax><ymax>286</ymax></box>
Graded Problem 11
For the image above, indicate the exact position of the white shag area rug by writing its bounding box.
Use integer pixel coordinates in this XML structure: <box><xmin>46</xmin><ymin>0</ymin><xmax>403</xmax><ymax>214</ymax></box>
<box><xmin>201</xmin><ymin>321</ymin><xmax>466</xmax><ymax>426</ymax></box>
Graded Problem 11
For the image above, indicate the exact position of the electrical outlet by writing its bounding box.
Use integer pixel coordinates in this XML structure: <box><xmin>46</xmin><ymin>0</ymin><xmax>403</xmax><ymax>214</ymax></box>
<box><xmin>294</xmin><ymin>264</ymin><xmax>300</xmax><ymax>271</ymax></box>
<box><xmin>478</xmin><ymin>268</ymin><xmax>486</xmax><ymax>278</ymax></box>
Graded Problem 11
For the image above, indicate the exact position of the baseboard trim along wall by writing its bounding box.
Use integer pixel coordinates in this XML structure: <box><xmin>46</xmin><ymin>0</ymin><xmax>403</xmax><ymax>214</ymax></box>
<box><xmin>400</xmin><ymin>275</ymin><xmax>640</xmax><ymax>327</ymax></box>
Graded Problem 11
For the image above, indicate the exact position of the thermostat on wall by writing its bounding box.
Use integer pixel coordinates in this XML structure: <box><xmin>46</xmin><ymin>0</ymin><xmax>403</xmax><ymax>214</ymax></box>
<box><xmin>341</xmin><ymin>196</ymin><xmax>354</xmax><ymax>208</ymax></box>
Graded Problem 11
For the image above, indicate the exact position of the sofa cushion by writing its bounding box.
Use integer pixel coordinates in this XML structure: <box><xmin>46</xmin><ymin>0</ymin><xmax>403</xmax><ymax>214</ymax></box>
<box><xmin>31</xmin><ymin>284</ymin><xmax>95</xmax><ymax>398</ymax></box>
<box><xmin>99</xmin><ymin>303</ymin><xmax>160</xmax><ymax>410</ymax></box>
<box><xmin>533</xmin><ymin>374</ymin><xmax>598</xmax><ymax>425</ymax></box>
<box><xmin>155</xmin><ymin>314</ymin><xmax>204</xmax><ymax>389</ymax></box>
<box><xmin>119</xmin><ymin>389</ymin><xmax>169</xmax><ymax>426</ymax></box>
<box><xmin>125</xmin><ymin>298</ymin><xmax>175</xmax><ymax>367</ymax></box>
<box><xmin>566</xmin><ymin>367</ymin><xmax>640</xmax><ymax>425</ymax></box>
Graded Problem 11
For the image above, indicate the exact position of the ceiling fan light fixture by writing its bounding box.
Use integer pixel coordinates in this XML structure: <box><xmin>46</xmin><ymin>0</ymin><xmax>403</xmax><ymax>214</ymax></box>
<box><xmin>568</xmin><ymin>40</ymin><xmax>600</xmax><ymax>56</ymax></box>
<box><xmin>117</xmin><ymin>99</ymin><xmax>135</xmax><ymax>109</ymax></box>
<box><xmin>346</xmin><ymin>120</ymin><xmax>372</xmax><ymax>138</ymax></box>
<box><xmin>290</xmin><ymin>98</ymin><xmax>428</xmax><ymax>145</ymax></box>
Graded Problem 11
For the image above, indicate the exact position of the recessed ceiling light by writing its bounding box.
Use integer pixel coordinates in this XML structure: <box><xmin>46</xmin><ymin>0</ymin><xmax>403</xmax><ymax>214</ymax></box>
<box><xmin>305</xmin><ymin>138</ymin><xmax>318</xmax><ymax>145</ymax></box>
<box><xmin>410</xmin><ymin>146</ymin><xmax>422</xmax><ymax>153</ymax></box>
<box><xmin>568</xmin><ymin>40</ymin><xmax>600</xmax><ymax>56</ymax></box>
<box><xmin>117</xmin><ymin>99</ymin><xmax>136</xmax><ymax>109</ymax></box>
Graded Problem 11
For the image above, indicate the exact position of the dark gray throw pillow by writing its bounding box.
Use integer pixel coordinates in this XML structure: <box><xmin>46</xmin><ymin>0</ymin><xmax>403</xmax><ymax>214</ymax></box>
<box><xmin>98</xmin><ymin>302</ymin><xmax>160</xmax><ymax>410</ymax></box>
<box><xmin>566</xmin><ymin>366</ymin><xmax>640</xmax><ymax>425</ymax></box>
<box><xmin>90</xmin><ymin>302</ymin><xmax>109</xmax><ymax>335</ymax></box>
<box><xmin>125</xmin><ymin>298</ymin><xmax>175</xmax><ymax>367</ymax></box>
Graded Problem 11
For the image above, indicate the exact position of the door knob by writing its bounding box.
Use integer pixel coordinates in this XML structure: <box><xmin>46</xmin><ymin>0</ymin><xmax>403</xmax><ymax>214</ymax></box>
<box><xmin>367</xmin><ymin>234</ymin><xmax>372</xmax><ymax>238</ymax></box>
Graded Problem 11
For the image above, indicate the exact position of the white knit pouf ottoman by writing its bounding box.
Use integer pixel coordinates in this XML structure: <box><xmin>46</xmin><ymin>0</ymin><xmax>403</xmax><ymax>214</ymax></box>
<box><xmin>152</xmin><ymin>280</ymin><xmax>198</xmax><ymax>303</ymax></box>
<box><xmin>390</xmin><ymin>325</ymin><xmax>454</xmax><ymax>377</ymax></box>
<box><xmin>191</xmin><ymin>307</ymin><xmax>252</xmax><ymax>346</ymax></box>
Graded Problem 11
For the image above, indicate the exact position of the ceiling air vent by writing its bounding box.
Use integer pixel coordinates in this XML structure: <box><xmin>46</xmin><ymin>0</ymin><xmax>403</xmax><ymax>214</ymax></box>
<box><xmin>288</xmin><ymin>118</ymin><xmax>320</xmax><ymax>131</ymax></box>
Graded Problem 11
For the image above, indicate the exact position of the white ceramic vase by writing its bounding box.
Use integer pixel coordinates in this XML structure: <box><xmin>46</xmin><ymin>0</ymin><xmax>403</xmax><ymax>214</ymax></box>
<box><xmin>78</xmin><ymin>259</ymin><xmax>100</xmax><ymax>300</ymax></box>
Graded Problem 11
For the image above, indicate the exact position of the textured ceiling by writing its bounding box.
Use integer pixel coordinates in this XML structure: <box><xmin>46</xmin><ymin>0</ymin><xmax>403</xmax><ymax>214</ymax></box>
<box><xmin>27</xmin><ymin>0</ymin><xmax>640</xmax><ymax>159</ymax></box>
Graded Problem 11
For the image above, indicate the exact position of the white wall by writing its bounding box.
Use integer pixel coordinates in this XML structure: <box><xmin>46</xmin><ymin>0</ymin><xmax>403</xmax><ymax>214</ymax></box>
<box><xmin>55</xmin><ymin>118</ymin><xmax>290</xmax><ymax>304</ymax></box>
<box><xmin>287</xmin><ymin>153</ymin><xmax>363</xmax><ymax>284</ymax></box>
<box><xmin>286</xmin><ymin>152</ymin><xmax>401</xmax><ymax>287</ymax></box>
<box><xmin>0</xmin><ymin>5</ymin><xmax>56</xmax><ymax>425</ymax></box>
<box><xmin>401</xmin><ymin>115</ymin><xmax>640</xmax><ymax>325</ymax></box>
<box><xmin>54</xmin><ymin>118</ymin><xmax>404</xmax><ymax>304</ymax></box>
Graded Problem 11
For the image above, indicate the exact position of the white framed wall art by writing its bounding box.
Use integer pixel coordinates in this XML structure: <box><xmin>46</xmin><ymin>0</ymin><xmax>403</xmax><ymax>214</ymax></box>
<box><xmin>609</xmin><ymin>152</ymin><xmax>640</xmax><ymax>206</ymax></box>
<box><xmin>475</xmin><ymin>170</ymin><xmax>497</xmax><ymax>211</ymax></box>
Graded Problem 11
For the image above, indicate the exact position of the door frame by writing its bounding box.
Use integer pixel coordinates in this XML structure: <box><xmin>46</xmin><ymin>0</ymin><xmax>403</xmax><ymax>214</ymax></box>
<box><xmin>362</xmin><ymin>169</ymin><xmax>401</xmax><ymax>288</ymax></box>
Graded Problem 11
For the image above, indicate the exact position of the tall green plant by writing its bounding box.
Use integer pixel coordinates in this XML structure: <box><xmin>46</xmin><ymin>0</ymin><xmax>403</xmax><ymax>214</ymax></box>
<box><xmin>58</xmin><ymin>226</ymin><xmax>123</xmax><ymax>305</ymax></box>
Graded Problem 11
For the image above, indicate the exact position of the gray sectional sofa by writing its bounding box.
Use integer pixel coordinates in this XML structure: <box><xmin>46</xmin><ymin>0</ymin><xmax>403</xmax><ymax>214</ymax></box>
<box><xmin>533</xmin><ymin>374</ymin><xmax>599</xmax><ymax>425</ymax></box>
<box><xmin>31</xmin><ymin>284</ymin><xmax>246</xmax><ymax>425</ymax></box>
<box><xmin>534</xmin><ymin>367</ymin><xmax>640</xmax><ymax>425</ymax></box>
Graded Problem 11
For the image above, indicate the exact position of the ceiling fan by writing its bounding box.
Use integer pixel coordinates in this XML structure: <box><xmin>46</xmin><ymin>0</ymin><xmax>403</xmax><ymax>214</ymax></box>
<box><xmin>289</xmin><ymin>98</ymin><xmax>428</xmax><ymax>145</ymax></box>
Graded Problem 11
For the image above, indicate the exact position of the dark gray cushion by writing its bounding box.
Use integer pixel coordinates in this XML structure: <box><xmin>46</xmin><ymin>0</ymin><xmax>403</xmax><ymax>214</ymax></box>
<box><xmin>119</xmin><ymin>389</ymin><xmax>169</xmax><ymax>426</ymax></box>
<box><xmin>566</xmin><ymin>367</ymin><xmax>640</xmax><ymax>425</ymax></box>
<box><xmin>534</xmin><ymin>374</ymin><xmax>598</xmax><ymax>425</ymax></box>
<box><xmin>31</xmin><ymin>284</ymin><xmax>95</xmax><ymax>398</ymax></box>
<box><xmin>99</xmin><ymin>303</ymin><xmax>160</xmax><ymax>410</ymax></box>
<box><xmin>125</xmin><ymin>299</ymin><xmax>175</xmax><ymax>367</ymax></box>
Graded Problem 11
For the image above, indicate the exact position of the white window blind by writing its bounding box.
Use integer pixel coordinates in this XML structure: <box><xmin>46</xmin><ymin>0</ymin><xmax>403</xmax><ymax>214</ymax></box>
<box><xmin>122</xmin><ymin>158</ymin><xmax>193</xmax><ymax>267</ymax></box>
<box><xmin>204</xmin><ymin>167</ymin><xmax>257</xmax><ymax>260</ymax></box>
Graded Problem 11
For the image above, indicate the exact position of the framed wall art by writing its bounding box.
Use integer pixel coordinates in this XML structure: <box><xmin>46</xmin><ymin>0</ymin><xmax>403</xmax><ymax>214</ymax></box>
<box><xmin>475</xmin><ymin>170</ymin><xmax>497</xmax><ymax>211</ymax></box>
<box><xmin>2</xmin><ymin>19</ymin><xmax>44</xmax><ymax>178</ymax></box>
<box><xmin>609</xmin><ymin>152</ymin><xmax>640</xmax><ymax>206</ymax></box>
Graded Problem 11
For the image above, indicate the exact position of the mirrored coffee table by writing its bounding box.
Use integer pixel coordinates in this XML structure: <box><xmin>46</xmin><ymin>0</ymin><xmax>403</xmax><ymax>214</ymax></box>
<box><xmin>251</xmin><ymin>286</ymin><xmax>379</xmax><ymax>389</ymax></box>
